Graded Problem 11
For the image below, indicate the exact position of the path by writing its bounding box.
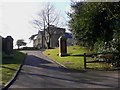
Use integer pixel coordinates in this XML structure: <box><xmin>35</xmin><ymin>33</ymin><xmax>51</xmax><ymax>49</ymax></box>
<box><xmin>9</xmin><ymin>51</ymin><xmax>119</xmax><ymax>88</ymax></box>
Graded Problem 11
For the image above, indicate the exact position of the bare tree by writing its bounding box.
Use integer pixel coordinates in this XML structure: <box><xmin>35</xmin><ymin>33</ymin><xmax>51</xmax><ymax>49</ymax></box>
<box><xmin>32</xmin><ymin>3</ymin><xmax>61</xmax><ymax>49</ymax></box>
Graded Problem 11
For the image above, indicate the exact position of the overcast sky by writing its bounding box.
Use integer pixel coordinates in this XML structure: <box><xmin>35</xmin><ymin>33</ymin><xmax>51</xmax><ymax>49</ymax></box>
<box><xmin>0</xmin><ymin>0</ymin><xmax>75</xmax><ymax>48</ymax></box>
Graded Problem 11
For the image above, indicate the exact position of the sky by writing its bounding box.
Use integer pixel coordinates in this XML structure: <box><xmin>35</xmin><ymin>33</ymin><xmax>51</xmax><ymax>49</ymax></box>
<box><xmin>0</xmin><ymin>0</ymin><xmax>119</xmax><ymax>49</ymax></box>
<box><xmin>0</xmin><ymin>0</ymin><xmax>76</xmax><ymax>48</ymax></box>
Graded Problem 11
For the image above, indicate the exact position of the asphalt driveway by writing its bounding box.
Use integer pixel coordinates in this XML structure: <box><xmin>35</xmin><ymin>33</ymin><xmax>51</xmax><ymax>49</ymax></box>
<box><xmin>9</xmin><ymin>51</ymin><xmax>119</xmax><ymax>88</ymax></box>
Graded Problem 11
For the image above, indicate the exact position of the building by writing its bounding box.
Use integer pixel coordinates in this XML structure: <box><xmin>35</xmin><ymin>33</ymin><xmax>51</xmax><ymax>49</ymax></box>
<box><xmin>45</xmin><ymin>25</ymin><xmax>66</xmax><ymax>48</ymax></box>
<box><xmin>30</xmin><ymin>25</ymin><xmax>66</xmax><ymax>49</ymax></box>
<box><xmin>64</xmin><ymin>33</ymin><xmax>73</xmax><ymax>46</ymax></box>
<box><xmin>30</xmin><ymin>25</ymin><xmax>74</xmax><ymax>49</ymax></box>
<box><xmin>33</xmin><ymin>31</ymin><xmax>44</xmax><ymax>49</ymax></box>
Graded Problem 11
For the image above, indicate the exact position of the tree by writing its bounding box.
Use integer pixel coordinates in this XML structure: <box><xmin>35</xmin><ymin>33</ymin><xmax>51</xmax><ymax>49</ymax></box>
<box><xmin>16</xmin><ymin>39</ymin><xmax>27</xmax><ymax>49</ymax></box>
<box><xmin>68</xmin><ymin>2</ymin><xmax>120</xmax><ymax>51</ymax></box>
<box><xmin>32</xmin><ymin>3</ymin><xmax>61</xmax><ymax>49</ymax></box>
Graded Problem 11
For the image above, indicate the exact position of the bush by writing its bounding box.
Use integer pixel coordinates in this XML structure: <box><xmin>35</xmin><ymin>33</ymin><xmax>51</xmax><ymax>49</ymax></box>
<box><xmin>112</xmin><ymin>53</ymin><xmax>120</xmax><ymax>67</ymax></box>
<box><xmin>93</xmin><ymin>39</ymin><xmax>120</xmax><ymax>67</ymax></box>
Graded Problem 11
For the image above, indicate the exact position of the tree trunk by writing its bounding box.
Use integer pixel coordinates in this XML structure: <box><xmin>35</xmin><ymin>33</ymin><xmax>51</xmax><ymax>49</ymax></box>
<box><xmin>46</xmin><ymin>42</ymin><xmax>50</xmax><ymax>49</ymax></box>
<box><xmin>18</xmin><ymin>46</ymin><xmax>20</xmax><ymax>50</ymax></box>
<box><xmin>46</xmin><ymin>30</ymin><xmax>51</xmax><ymax>49</ymax></box>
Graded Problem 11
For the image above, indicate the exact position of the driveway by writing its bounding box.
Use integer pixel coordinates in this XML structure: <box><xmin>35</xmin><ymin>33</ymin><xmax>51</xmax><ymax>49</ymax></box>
<box><xmin>9</xmin><ymin>51</ymin><xmax>119</xmax><ymax>88</ymax></box>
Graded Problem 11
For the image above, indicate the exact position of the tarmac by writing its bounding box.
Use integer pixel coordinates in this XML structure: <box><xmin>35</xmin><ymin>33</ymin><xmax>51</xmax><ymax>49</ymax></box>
<box><xmin>8</xmin><ymin>50</ymin><xmax>119</xmax><ymax>89</ymax></box>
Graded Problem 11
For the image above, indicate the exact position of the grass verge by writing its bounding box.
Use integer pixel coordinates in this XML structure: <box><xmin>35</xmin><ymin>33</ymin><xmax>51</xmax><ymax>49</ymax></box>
<box><xmin>43</xmin><ymin>46</ymin><xmax>114</xmax><ymax>71</ymax></box>
<box><xmin>1</xmin><ymin>51</ymin><xmax>25</xmax><ymax>86</ymax></box>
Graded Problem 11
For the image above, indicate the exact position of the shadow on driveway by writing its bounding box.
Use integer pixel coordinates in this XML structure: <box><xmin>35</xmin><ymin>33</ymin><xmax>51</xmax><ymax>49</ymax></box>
<box><xmin>21</xmin><ymin>71</ymin><xmax>117</xmax><ymax>88</ymax></box>
<box><xmin>24</xmin><ymin>55</ymin><xmax>74</xmax><ymax>73</ymax></box>
<box><xmin>9</xmin><ymin>53</ymin><xmax>119</xmax><ymax>88</ymax></box>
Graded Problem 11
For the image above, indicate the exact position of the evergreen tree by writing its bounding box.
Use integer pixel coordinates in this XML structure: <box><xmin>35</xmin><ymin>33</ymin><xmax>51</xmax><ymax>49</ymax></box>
<box><xmin>68</xmin><ymin>2</ymin><xmax>120</xmax><ymax>52</ymax></box>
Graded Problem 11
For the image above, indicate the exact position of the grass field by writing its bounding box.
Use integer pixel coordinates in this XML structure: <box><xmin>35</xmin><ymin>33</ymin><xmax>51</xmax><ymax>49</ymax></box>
<box><xmin>1</xmin><ymin>51</ymin><xmax>25</xmax><ymax>86</ymax></box>
<box><xmin>43</xmin><ymin>46</ymin><xmax>113</xmax><ymax>71</ymax></box>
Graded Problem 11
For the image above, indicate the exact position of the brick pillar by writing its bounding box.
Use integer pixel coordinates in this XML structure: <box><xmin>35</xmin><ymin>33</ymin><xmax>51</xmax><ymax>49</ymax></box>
<box><xmin>5</xmin><ymin>36</ymin><xmax>14</xmax><ymax>55</ymax></box>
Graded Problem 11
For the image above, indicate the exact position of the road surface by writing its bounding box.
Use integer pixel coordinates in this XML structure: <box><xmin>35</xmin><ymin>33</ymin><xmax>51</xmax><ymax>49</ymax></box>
<box><xmin>9</xmin><ymin>51</ymin><xmax>119</xmax><ymax>88</ymax></box>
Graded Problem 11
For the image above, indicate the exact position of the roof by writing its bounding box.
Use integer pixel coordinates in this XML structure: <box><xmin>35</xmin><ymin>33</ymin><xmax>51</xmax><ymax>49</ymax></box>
<box><xmin>45</xmin><ymin>25</ymin><xmax>65</xmax><ymax>31</ymax></box>
<box><xmin>64</xmin><ymin>33</ymin><xmax>72</xmax><ymax>38</ymax></box>
<box><xmin>29</xmin><ymin>34</ymin><xmax>37</xmax><ymax>40</ymax></box>
<box><xmin>38</xmin><ymin>30</ymin><xmax>44</xmax><ymax>35</ymax></box>
<box><xmin>29</xmin><ymin>31</ymin><xmax>44</xmax><ymax>40</ymax></box>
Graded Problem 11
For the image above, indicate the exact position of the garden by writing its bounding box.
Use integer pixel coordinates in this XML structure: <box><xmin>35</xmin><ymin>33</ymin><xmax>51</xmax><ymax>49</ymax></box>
<box><xmin>43</xmin><ymin>46</ymin><xmax>120</xmax><ymax>71</ymax></box>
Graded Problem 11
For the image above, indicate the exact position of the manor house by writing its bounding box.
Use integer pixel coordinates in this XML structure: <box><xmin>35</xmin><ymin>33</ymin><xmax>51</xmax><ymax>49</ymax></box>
<box><xmin>30</xmin><ymin>25</ymin><xmax>73</xmax><ymax>49</ymax></box>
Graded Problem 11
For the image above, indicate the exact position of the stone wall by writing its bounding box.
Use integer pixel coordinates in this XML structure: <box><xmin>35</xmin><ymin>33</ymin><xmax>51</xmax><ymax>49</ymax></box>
<box><xmin>2</xmin><ymin>36</ymin><xmax>14</xmax><ymax>56</ymax></box>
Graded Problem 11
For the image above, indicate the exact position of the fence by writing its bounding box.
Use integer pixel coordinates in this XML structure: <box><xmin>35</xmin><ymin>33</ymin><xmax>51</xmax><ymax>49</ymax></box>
<box><xmin>83</xmin><ymin>52</ymin><xmax>119</xmax><ymax>69</ymax></box>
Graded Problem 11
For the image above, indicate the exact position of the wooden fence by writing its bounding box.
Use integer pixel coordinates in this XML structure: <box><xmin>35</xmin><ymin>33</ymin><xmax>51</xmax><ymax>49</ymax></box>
<box><xmin>83</xmin><ymin>52</ymin><xmax>118</xmax><ymax>69</ymax></box>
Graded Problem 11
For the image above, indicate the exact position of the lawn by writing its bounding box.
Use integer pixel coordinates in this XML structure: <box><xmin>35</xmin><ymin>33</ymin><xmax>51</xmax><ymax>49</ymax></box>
<box><xmin>43</xmin><ymin>46</ymin><xmax>113</xmax><ymax>71</ymax></box>
<box><xmin>1</xmin><ymin>51</ymin><xmax>25</xmax><ymax>87</ymax></box>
